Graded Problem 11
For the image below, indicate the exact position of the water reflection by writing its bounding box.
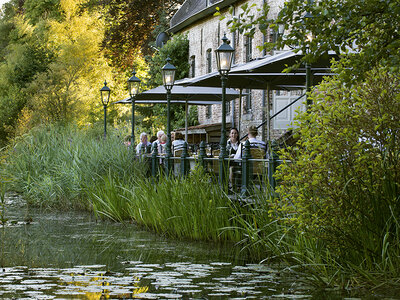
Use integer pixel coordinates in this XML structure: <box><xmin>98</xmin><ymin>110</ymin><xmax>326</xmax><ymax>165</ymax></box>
<box><xmin>0</xmin><ymin>194</ymin><xmax>379</xmax><ymax>299</ymax></box>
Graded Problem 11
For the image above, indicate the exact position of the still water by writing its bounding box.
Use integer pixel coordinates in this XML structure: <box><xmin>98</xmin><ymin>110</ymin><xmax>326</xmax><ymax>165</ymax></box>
<box><xmin>0</xmin><ymin>194</ymin><xmax>392</xmax><ymax>299</ymax></box>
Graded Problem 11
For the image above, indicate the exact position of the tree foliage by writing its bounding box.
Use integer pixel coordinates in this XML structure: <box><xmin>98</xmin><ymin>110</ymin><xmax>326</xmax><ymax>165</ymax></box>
<box><xmin>136</xmin><ymin>34</ymin><xmax>197</xmax><ymax>133</ymax></box>
<box><xmin>0</xmin><ymin>0</ymin><xmax>118</xmax><ymax>143</ymax></box>
<box><xmin>87</xmin><ymin>0</ymin><xmax>184</xmax><ymax>71</ymax></box>
<box><xmin>223</xmin><ymin>0</ymin><xmax>400</xmax><ymax>77</ymax></box>
<box><xmin>274</xmin><ymin>64</ymin><xmax>400</xmax><ymax>264</ymax></box>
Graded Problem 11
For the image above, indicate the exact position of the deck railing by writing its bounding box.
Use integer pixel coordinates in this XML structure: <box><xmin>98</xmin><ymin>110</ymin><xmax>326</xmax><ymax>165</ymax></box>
<box><xmin>137</xmin><ymin>140</ymin><xmax>282</xmax><ymax>196</ymax></box>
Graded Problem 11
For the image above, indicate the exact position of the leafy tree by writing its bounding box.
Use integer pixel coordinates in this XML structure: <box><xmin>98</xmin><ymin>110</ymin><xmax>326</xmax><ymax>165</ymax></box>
<box><xmin>23</xmin><ymin>0</ymin><xmax>114</xmax><ymax>127</ymax></box>
<box><xmin>0</xmin><ymin>12</ymin><xmax>55</xmax><ymax>143</ymax></box>
<box><xmin>274</xmin><ymin>64</ymin><xmax>400</xmax><ymax>265</ymax></box>
<box><xmin>135</xmin><ymin>34</ymin><xmax>198</xmax><ymax>133</ymax></box>
<box><xmin>23</xmin><ymin>0</ymin><xmax>61</xmax><ymax>24</ymax></box>
<box><xmin>222</xmin><ymin>0</ymin><xmax>400</xmax><ymax>78</ymax></box>
<box><xmin>86</xmin><ymin>0</ymin><xmax>184</xmax><ymax>71</ymax></box>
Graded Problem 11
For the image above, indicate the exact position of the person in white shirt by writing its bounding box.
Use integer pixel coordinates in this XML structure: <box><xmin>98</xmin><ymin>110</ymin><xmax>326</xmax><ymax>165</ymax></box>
<box><xmin>226</xmin><ymin>128</ymin><xmax>240</xmax><ymax>157</ymax></box>
<box><xmin>136</xmin><ymin>132</ymin><xmax>151</xmax><ymax>154</ymax></box>
<box><xmin>158</xmin><ymin>134</ymin><xmax>167</xmax><ymax>155</ymax></box>
<box><xmin>234</xmin><ymin>125</ymin><xmax>266</xmax><ymax>160</ymax></box>
<box><xmin>152</xmin><ymin>130</ymin><xmax>165</xmax><ymax>151</ymax></box>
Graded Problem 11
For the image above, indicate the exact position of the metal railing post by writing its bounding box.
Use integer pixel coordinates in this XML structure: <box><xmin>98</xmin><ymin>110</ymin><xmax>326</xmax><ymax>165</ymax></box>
<box><xmin>268</xmin><ymin>141</ymin><xmax>278</xmax><ymax>191</ymax></box>
<box><xmin>241</xmin><ymin>140</ymin><xmax>251</xmax><ymax>197</ymax></box>
<box><xmin>181</xmin><ymin>142</ymin><xmax>189</xmax><ymax>176</ymax></box>
<box><xmin>151</xmin><ymin>143</ymin><xmax>158</xmax><ymax>178</ymax></box>
<box><xmin>198</xmin><ymin>141</ymin><xmax>207</xmax><ymax>171</ymax></box>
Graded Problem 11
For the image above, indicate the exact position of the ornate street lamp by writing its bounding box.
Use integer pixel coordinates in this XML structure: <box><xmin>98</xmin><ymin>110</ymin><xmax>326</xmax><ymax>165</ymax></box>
<box><xmin>100</xmin><ymin>80</ymin><xmax>111</xmax><ymax>139</ymax></box>
<box><xmin>215</xmin><ymin>34</ymin><xmax>234</xmax><ymax>185</ymax></box>
<box><xmin>161</xmin><ymin>57</ymin><xmax>176</xmax><ymax>175</ymax></box>
<box><xmin>128</xmin><ymin>69</ymin><xmax>141</xmax><ymax>150</ymax></box>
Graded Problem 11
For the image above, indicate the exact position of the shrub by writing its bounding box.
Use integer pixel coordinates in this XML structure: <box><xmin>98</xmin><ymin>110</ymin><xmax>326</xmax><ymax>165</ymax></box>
<box><xmin>274</xmin><ymin>64</ymin><xmax>400</xmax><ymax>271</ymax></box>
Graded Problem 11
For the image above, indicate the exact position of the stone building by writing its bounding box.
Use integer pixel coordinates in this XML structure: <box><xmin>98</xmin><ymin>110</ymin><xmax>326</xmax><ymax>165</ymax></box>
<box><xmin>169</xmin><ymin>0</ymin><xmax>305</xmax><ymax>142</ymax></box>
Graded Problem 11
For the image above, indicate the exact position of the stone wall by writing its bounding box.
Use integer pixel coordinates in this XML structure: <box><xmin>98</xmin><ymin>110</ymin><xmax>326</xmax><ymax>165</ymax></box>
<box><xmin>174</xmin><ymin>0</ymin><xmax>289</xmax><ymax>141</ymax></box>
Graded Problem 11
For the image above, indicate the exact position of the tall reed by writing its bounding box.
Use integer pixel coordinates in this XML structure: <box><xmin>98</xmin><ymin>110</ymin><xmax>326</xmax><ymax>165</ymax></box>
<box><xmin>2</xmin><ymin>123</ymin><xmax>145</xmax><ymax>210</ymax></box>
<box><xmin>89</xmin><ymin>166</ymin><xmax>245</xmax><ymax>242</ymax></box>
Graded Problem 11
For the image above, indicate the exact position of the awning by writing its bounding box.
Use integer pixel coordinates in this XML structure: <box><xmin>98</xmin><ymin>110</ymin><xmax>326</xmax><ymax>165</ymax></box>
<box><xmin>134</xmin><ymin>85</ymin><xmax>241</xmax><ymax>101</ymax></box>
<box><xmin>176</xmin><ymin>50</ymin><xmax>338</xmax><ymax>89</ymax></box>
<box><xmin>113</xmin><ymin>85</ymin><xmax>244</xmax><ymax>142</ymax></box>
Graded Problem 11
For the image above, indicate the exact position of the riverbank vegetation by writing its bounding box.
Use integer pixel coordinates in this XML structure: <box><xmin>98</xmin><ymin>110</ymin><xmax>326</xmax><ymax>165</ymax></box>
<box><xmin>1</xmin><ymin>0</ymin><xmax>400</xmax><ymax>295</ymax></box>
<box><xmin>2</xmin><ymin>66</ymin><xmax>400</xmax><ymax>293</ymax></box>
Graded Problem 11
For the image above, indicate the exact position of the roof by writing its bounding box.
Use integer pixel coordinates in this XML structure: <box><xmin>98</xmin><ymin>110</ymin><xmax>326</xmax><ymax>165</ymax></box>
<box><xmin>170</xmin><ymin>0</ymin><xmax>238</xmax><ymax>34</ymax></box>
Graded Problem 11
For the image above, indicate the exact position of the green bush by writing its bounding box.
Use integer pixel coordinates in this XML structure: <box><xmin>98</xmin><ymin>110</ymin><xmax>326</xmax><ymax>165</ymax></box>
<box><xmin>275</xmin><ymin>64</ymin><xmax>400</xmax><ymax>274</ymax></box>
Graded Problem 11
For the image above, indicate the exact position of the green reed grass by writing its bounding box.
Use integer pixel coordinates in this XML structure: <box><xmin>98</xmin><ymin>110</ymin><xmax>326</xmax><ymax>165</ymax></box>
<box><xmin>2</xmin><ymin>123</ymin><xmax>144</xmax><ymax>210</ymax></box>
<box><xmin>90</xmin><ymin>166</ymin><xmax>244</xmax><ymax>242</ymax></box>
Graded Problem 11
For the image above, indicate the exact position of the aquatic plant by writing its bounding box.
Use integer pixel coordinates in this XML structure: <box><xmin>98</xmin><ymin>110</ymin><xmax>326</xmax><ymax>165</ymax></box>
<box><xmin>2</xmin><ymin>123</ymin><xmax>145</xmax><ymax>210</ymax></box>
<box><xmin>88</xmin><ymin>166</ymin><xmax>244</xmax><ymax>242</ymax></box>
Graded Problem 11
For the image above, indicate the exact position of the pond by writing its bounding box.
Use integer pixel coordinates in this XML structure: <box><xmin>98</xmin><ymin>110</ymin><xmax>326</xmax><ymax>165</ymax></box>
<box><xmin>0</xmin><ymin>194</ymin><xmax>390</xmax><ymax>299</ymax></box>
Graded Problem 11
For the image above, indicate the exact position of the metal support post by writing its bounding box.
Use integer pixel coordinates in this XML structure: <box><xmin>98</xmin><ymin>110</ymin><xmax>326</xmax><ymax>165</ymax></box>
<box><xmin>103</xmin><ymin>105</ymin><xmax>107</xmax><ymax>139</ymax></box>
<box><xmin>165</xmin><ymin>89</ymin><xmax>172</xmax><ymax>175</ymax></box>
<box><xmin>219</xmin><ymin>75</ymin><xmax>228</xmax><ymax>186</ymax></box>
<box><xmin>306</xmin><ymin>61</ymin><xmax>312</xmax><ymax>108</ymax></box>
<box><xmin>131</xmin><ymin>97</ymin><xmax>136</xmax><ymax>151</ymax></box>
<box><xmin>198</xmin><ymin>141</ymin><xmax>206</xmax><ymax>171</ymax></box>
<box><xmin>268</xmin><ymin>141</ymin><xmax>278</xmax><ymax>191</ymax></box>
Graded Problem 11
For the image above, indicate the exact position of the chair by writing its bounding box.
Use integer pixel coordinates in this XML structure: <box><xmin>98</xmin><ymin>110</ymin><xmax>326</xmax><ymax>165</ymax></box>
<box><xmin>173</xmin><ymin>150</ymin><xmax>183</xmax><ymax>176</ymax></box>
<box><xmin>210</xmin><ymin>149</ymin><xmax>220</xmax><ymax>175</ymax></box>
<box><xmin>249</xmin><ymin>148</ymin><xmax>267</xmax><ymax>190</ymax></box>
<box><xmin>250</xmin><ymin>148</ymin><xmax>266</xmax><ymax>176</ymax></box>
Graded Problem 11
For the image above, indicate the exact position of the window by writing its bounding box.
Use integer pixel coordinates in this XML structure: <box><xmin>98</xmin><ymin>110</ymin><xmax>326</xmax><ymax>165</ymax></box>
<box><xmin>245</xmin><ymin>36</ymin><xmax>252</xmax><ymax>62</ymax></box>
<box><xmin>206</xmin><ymin>48</ymin><xmax>212</xmax><ymax>73</ymax></box>
<box><xmin>244</xmin><ymin>89</ymin><xmax>252</xmax><ymax>113</ymax></box>
<box><xmin>206</xmin><ymin>105</ymin><xmax>212</xmax><ymax>118</ymax></box>
<box><xmin>226</xmin><ymin>100</ymin><xmax>231</xmax><ymax>115</ymax></box>
<box><xmin>190</xmin><ymin>55</ymin><xmax>195</xmax><ymax>78</ymax></box>
<box><xmin>270</xmin><ymin>28</ymin><xmax>277</xmax><ymax>43</ymax></box>
<box><xmin>273</xmin><ymin>89</ymin><xmax>306</xmax><ymax>130</ymax></box>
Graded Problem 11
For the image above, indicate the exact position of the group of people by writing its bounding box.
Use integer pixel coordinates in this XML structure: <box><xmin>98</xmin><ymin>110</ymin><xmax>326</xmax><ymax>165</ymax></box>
<box><xmin>134</xmin><ymin>125</ymin><xmax>266</xmax><ymax>158</ymax></box>
<box><xmin>135</xmin><ymin>130</ymin><xmax>186</xmax><ymax>155</ymax></box>
<box><xmin>226</xmin><ymin>125</ymin><xmax>267</xmax><ymax>159</ymax></box>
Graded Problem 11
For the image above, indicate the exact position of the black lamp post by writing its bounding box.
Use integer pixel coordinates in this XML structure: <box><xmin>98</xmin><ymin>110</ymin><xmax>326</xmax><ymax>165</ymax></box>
<box><xmin>100</xmin><ymin>80</ymin><xmax>111</xmax><ymax>139</ymax></box>
<box><xmin>128</xmin><ymin>69</ymin><xmax>141</xmax><ymax>150</ymax></box>
<box><xmin>215</xmin><ymin>34</ymin><xmax>234</xmax><ymax>185</ymax></box>
<box><xmin>161</xmin><ymin>57</ymin><xmax>176</xmax><ymax>175</ymax></box>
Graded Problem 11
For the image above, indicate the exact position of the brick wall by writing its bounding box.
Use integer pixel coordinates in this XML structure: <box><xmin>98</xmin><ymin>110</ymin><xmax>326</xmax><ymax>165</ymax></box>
<box><xmin>175</xmin><ymin>0</ymin><xmax>289</xmax><ymax>141</ymax></box>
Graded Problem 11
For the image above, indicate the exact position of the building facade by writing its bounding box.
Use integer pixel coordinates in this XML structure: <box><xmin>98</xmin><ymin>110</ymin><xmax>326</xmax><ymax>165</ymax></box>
<box><xmin>170</xmin><ymin>0</ymin><xmax>305</xmax><ymax>141</ymax></box>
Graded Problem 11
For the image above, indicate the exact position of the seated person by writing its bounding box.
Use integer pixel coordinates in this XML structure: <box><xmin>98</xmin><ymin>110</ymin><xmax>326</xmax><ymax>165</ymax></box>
<box><xmin>230</xmin><ymin>126</ymin><xmax>266</xmax><ymax>190</ymax></box>
<box><xmin>234</xmin><ymin>125</ymin><xmax>266</xmax><ymax>159</ymax></box>
<box><xmin>158</xmin><ymin>134</ymin><xmax>167</xmax><ymax>155</ymax></box>
<box><xmin>152</xmin><ymin>130</ymin><xmax>165</xmax><ymax>149</ymax></box>
<box><xmin>136</xmin><ymin>132</ymin><xmax>151</xmax><ymax>155</ymax></box>
<box><xmin>172</xmin><ymin>132</ymin><xmax>186</xmax><ymax>154</ymax></box>
<box><xmin>226</xmin><ymin>128</ymin><xmax>240</xmax><ymax>157</ymax></box>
